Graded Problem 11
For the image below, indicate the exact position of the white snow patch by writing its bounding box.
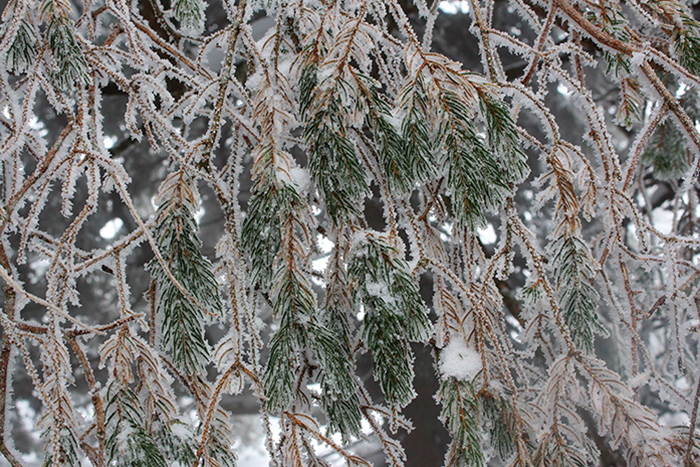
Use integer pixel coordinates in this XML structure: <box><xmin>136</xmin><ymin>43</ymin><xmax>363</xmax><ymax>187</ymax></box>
<box><xmin>659</xmin><ymin>411</ymin><xmax>689</xmax><ymax>427</ymax></box>
<box><xmin>29</xmin><ymin>258</ymin><xmax>50</xmax><ymax>284</ymax></box>
<box><xmin>196</xmin><ymin>205</ymin><xmax>205</xmax><ymax>224</ymax></box>
<box><xmin>676</xmin><ymin>82</ymin><xmax>688</xmax><ymax>99</ymax></box>
<box><xmin>317</xmin><ymin>234</ymin><xmax>334</xmax><ymax>253</ymax></box>
<box><xmin>103</xmin><ymin>135</ymin><xmax>118</xmax><ymax>149</ymax></box>
<box><xmin>170</xmin><ymin>423</ymin><xmax>192</xmax><ymax>440</ymax></box>
<box><xmin>278</xmin><ymin>166</ymin><xmax>311</xmax><ymax>193</ymax></box>
<box><xmin>439</xmin><ymin>1</ymin><xmax>470</xmax><ymax>14</ymax></box>
<box><xmin>99</xmin><ymin>218</ymin><xmax>123</xmax><ymax>239</ymax></box>
<box><xmin>675</xmin><ymin>376</ymin><xmax>691</xmax><ymax>391</ymax></box>
<box><xmin>357</xmin><ymin>303</ymin><xmax>365</xmax><ymax>321</ymax></box>
<box><xmin>478</xmin><ymin>223</ymin><xmax>497</xmax><ymax>244</ymax></box>
<box><xmin>557</xmin><ymin>83</ymin><xmax>572</xmax><ymax>97</ymax></box>
<box><xmin>651</xmin><ymin>208</ymin><xmax>674</xmax><ymax>235</ymax></box>
<box><xmin>365</xmin><ymin>279</ymin><xmax>396</xmax><ymax>305</ymax></box>
<box><xmin>288</xmin><ymin>167</ymin><xmax>310</xmax><ymax>193</ymax></box>
<box><xmin>312</xmin><ymin>256</ymin><xmax>329</xmax><ymax>274</ymax></box>
<box><xmin>440</xmin><ymin>338</ymin><xmax>482</xmax><ymax>381</ymax></box>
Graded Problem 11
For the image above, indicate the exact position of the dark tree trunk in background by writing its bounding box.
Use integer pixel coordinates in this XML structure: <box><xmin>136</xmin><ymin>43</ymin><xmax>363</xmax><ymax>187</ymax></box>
<box><xmin>402</xmin><ymin>343</ymin><xmax>450</xmax><ymax>467</ymax></box>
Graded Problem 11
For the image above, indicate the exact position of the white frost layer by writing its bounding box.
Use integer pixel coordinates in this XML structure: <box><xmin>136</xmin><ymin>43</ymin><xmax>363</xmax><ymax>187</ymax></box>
<box><xmin>440</xmin><ymin>338</ymin><xmax>482</xmax><ymax>381</ymax></box>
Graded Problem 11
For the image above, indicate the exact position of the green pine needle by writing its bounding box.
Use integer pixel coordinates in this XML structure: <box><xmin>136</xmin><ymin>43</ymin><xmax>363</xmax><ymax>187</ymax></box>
<box><xmin>437</xmin><ymin>377</ymin><xmax>485</xmax><ymax>467</ymax></box>
<box><xmin>350</xmin><ymin>234</ymin><xmax>431</xmax><ymax>407</ymax></box>
<box><xmin>359</xmin><ymin>74</ymin><xmax>434</xmax><ymax>191</ymax></box>
<box><xmin>174</xmin><ymin>0</ymin><xmax>206</xmax><ymax>32</ymax></box>
<box><xmin>673</xmin><ymin>19</ymin><xmax>700</xmax><ymax>76</ymax></box>
<box><xmin>552</xmin><ymin>236</ymin><xmax>607</xmax><ymax>353</ymax></box>
<box><xmin>47</xmin><ymin>17</ymin><xmax>90</xmax><ymax>89</ymax></box>
<box><xmin>301</xmin><ymin>64</ymin><xmax>369</xmax><ymax>223</ymax></box>
<box><xmin>149</xmin><ymin>175</ymin><xmax>222</xmax><ymax>374</ymax></box>
<box><xmin>42</xmin><ymin>426</ymin><xmax>80</xmax><ymax>467</ymax></box>
<box><xmin>105</xmin><ymin>385</ymin><xmax>170</xmax><ymax>467</ymax></box>
<box><xmin>642</xmin><ymin>122</ymin><xmax>689</xmax><ymax>180</ymax></box>
<box><xmin>242</xmin><ymin>180</ymin><xmax>284</xmax><ymax>287</ymax></box>
<box><xmin>7</xmin><ymin>20</ymin><xmax>37</xmax><ymax>74</ymax></box>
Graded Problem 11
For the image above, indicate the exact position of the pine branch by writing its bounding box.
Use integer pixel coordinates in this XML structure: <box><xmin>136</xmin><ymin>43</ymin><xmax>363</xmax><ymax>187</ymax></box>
<box><xmin>148</xmin><ymin>172</ymin><xmax>222</xmax><ymax>375</ymax></box>
<box><xmin>173</xmin><ymin>0</ymin><xmax>206</xmax><ymax>33</ymax></box>
<box><xmin>673</xmin><ymin>17</ymin><xmax>700</xmax><ymax>75</ymax></box>
<box><xmin>6</xmin><ymin>19</ymin><xmax>37</xmax><ymax>75</ymax></box>
<box><xmin>300</xmin><ymin>63</ymin><xmax>369</xmax><ymax>223</ymax></box>
<box><xmin>642</xmin><ymin>121</ymin><xmax>689</xmax><ymax>180</ymax></box>
<box><xmin>350</xmin><ymin>233</ymin><xmax>431</xmax><ymax>407</ymax></box>
<box><xmin>46</xmin><ymin>16</ymin><xmax>90</xmax><ymax>89</ymax></box>
<box><xmin>551</xmin><ymin>236</ymin><xmax>606</xmax><ymax>353</ymax></box>
<box><xmin>104</xmin><ymin>384</ymin><xmax>170</xmax><ymax>467</ymax></box>
<box><xmin>437</xmin><ymin>377</ymin><xmax>485</xmax><ymax>467</ymax></box>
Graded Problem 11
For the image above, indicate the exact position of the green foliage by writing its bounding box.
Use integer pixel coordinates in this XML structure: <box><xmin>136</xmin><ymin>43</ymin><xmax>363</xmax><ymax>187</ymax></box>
<box><xmin>241</xmin><ymin>170</ymin><xmax>283</xmax><ymax>288</ymax></box>
<box><xmin>300</xmin><ymin>64</ymin><xmax>369</xmax><ymax>223</ymax></box>
<box><xmin>552</xmin><ymin>236</ymin><xmax>606</xmax><ymax>352</ymax></box>
<box><xmin>174</xmin><ymin>0</ymin><xmax>206</xmax><ymax>32</ymax></box>
<box><xmin>482</xmin><ymin>394</ymin><xmax>516</xmax><ymax>461</ymax></box>
<box><xmin>105</xmin><ymin>384</ymin><xmax>196</xmax><ymax>467</ymax></box>
<box><xmin>265</xmin><ymin>243</ymin><xmax>363</xmax><ymax>434</ymax></box>
<box><xmin>441</xmin><ymin>90</ymin><xmax>512</xmax><ymax>228</ymax></box>
<box><xmin>42</xmin><ymin>426</ymin><xmax>80</xmax><ymax>467</ymax></box>
<box><xmin>321</xmin><ymin>244</ymin><xmax>364</xmax><ymax>438</ymax></box>
<box><xmin>155</xmin><ymin>421</ymin><xmax>198</xmax><ymax>466</ymax></box>
<box><xmin>47</xmin><ymin>17</ymin><xmax>89</xmax><ymax>89</ymax></box>
<box><xmin>586</xmin><ymin>6</ymin><xmax>631</xmax><ymax>77</ymax></box>
<box><xmin>322</xmin><ymin>252</ymin><xmax>354</xmax><ymax>355</ymax></box>
<box><xmin>263</xmin><ymin>248</ymin><xmax>317</xmax><ymax>409</ymax></box>
<box><xmin>398</xmin><ymin>70</ymin><xmax>525</xmax><ymax>228</ymax></box>
<box><xmin>478</xmin><ymin>91</ymin><xmax>529</xmax><ymax>183</ymax></box>
<box><xmin>148</xmin><ymin>173</ymin><xmax>222</xmax><ymax>374</ymax></box>
<box><xmin>6</xmin><ymin>19</ymin><xmax>37</xmax><ymax>74</ymax></box>
<box><xmin>682</xmin><ymin>86</ymin><xmax>700</xmax><ymax>121</ymax></box>
<box><xmin>349</xmin><ymin>234</ymin><xmax>431</xmax><ymax>407</ymax></box>
<box><xmin>437</xmin><ymin>377</ymin><xmax>484</xmax><ymax>467</ymax></box>
<box><xmin>642</xmin><ymin>121</ymin><xmax>689</xmax><ymax>180</ymax></box>
<box><xmin>246</xmin><ymin>172</ymin><xmax>363</xmax><ymax>437</ymax></box>
<box><xmin>673</xmin><ymin>17</ymin><xmax>700</xmax><ymax>76</ymax></box>
<box><xmin>360</xmin><ymin>75</ymin><xmax>434</xmax><ymax>192</ymax></box>
<box><xmin>246</xmin><ymin>179</ymin><xmax>313</xmax><ymax>411</ymax></box>
<box><xmin>6</xmin><ymin>0</ymin><xmax>700</xmax><ymax>464</ymax></box>
<box><xmin>314</xmin><ymin>321</ymin><xmax>363</xmax><ymax>438</ymax></box>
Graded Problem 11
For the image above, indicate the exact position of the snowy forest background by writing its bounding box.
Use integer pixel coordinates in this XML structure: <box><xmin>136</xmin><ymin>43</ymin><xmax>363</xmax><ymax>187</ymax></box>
<box><xmin>2</xmin><ymin>0</ymin><xmax>700</xmax><ymax>465</ymax></box>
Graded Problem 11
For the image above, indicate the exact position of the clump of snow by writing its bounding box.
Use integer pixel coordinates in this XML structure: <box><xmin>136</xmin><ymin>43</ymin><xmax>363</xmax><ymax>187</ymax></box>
<box><xmin>440</xmin><ymin>338</ymin><xmax>482</xmax><ymax>381</ymax></box>
<box><xmin>288</xmin><ymin>167</ymin><xmax>310</xmax><ymax>193</ymax></box>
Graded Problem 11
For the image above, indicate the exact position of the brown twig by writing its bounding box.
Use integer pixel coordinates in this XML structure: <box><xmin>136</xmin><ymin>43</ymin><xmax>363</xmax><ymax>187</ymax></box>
<box><xmin>0</xmin><ymin>288</ymin><xmax>22</xmax><ymax>467</ymax></box>
<box><xmin>67</xmin><ymin>338</ymin><xmax>105</xmax><ymax>466</ymax></box>
<box><xmin>686</xmin><ymin>375</ymin><xmax>700</xmax><ymax>466</ymax></box>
